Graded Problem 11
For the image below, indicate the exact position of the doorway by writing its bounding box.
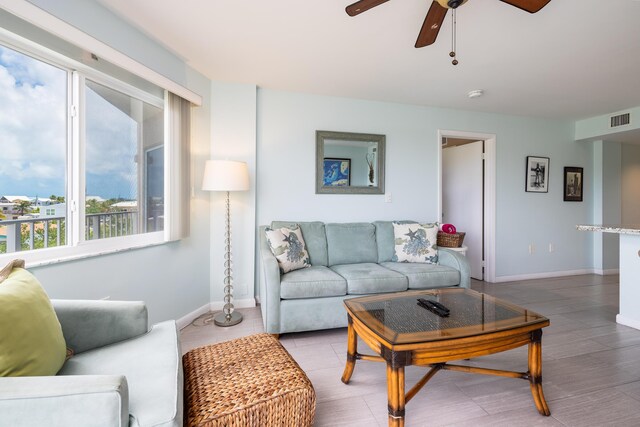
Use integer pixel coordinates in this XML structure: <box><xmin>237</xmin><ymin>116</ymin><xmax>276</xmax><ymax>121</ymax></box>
<box><xmin>438</xmin><ymin>130</ymin><xmax>496</xmax><ymax>283</ymax></box>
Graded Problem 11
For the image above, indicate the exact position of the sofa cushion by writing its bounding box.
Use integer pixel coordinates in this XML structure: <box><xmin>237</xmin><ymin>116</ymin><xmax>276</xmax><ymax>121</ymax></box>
<box><xmin>265</xmin><ymin>225</ymin><xmax>312</xmax><ymax>273</ymax></box>
<box><xmin>392</xmin><ymin>222</ymin><xmax>439</xmax><ymax>263</ymax></box>
<box><xmin>272</xmin><ymin>221</ymin><xmax>328</xmax><ymax>266</ymax></box>
<box><xmin>58</xmin><ymin>321</ymin><xmax>182</xmax><ymax>427</ymax></box>
<box><xmin>326</xmin><ymin>223</ymin><xmax>378</xmax><ymax>266</ymax></box>
<box><xmin>373</xmin><ymin>220</ymin><xmax>418</xmax><ymax>263</ymax></box>
<box><xmin>330</xmin><ymin>263</ymin><xmax>407</xmax><ymax>294</ymax></box>
<box><xmin>0</xmin><ymin>260</ymin><xmax>67</xmax><ymax>377</ymax></box>
<box><xmin>280</xmin><ymin>266</ymin><xmax>347</xmax><ymax>299</ymax></box>
<box><xmin>380</xmin><ymin>262</ymin><xmax>460</xmax><ymax>289</ymax></box>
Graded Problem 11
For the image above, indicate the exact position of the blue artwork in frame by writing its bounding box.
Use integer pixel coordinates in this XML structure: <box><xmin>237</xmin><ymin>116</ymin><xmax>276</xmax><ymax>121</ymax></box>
<box><xmin>323</xmin><ymin>158</ymin><xmax>351</xmax><ymax>187</ymax></box>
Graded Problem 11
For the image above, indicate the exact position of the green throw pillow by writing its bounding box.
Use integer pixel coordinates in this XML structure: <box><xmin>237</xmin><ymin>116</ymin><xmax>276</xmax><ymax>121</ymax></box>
<box><xmin>0</xmin><ymin>261</ymin><xmax>67</xmax><ymax>376</ymax></box>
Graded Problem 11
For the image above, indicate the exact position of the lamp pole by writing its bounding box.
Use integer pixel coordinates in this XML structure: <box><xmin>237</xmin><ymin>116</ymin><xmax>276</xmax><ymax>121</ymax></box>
<box><xmin>214</xmin><ymin>190</ymin><xmax>242</xmax><ymax>326</ymax></box>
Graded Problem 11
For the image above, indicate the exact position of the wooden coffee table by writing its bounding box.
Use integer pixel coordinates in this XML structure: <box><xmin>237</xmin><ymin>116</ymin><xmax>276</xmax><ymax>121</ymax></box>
<box><xmin>341</xmin><ymin>288</ymin><xmax>550</xmax><ymax>426</ymax></box>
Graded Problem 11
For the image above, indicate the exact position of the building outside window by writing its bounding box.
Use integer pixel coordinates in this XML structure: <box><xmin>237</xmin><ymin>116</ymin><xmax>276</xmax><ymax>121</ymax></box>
<box><xmin>0</xmin><ymin>40</ymin><xmax>165</xmax><ymax>257</ymax></box>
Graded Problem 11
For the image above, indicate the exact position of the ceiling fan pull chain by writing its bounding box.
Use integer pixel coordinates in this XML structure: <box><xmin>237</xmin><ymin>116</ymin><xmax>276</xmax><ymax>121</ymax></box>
<box><xmin>449</xmin><ymin>8</ymin><xmax>458</xmax><ymax>65</ymax></box>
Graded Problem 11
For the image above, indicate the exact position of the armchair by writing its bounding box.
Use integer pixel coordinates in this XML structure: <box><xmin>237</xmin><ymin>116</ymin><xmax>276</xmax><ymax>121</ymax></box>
<box><xmin>0</xmin><ymin>300</ymin><xmax>183</xmax><ymax>427</ymax></box>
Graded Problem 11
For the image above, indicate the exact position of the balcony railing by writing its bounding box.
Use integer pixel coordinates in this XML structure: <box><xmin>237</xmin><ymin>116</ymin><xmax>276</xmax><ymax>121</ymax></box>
<box><xmin>0</xmin><ymin>211</ymin><xmax>139</xmax><ymax>254</ymax></box>
<box><xmin>85</xmin><ymin>211</ymin><xmax>138</xmax><ymax>240</ymax></box>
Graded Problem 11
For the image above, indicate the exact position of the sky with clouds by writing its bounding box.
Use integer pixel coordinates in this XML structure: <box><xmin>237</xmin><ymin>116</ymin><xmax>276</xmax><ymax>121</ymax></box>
<box><xmin>0</xmin><ymin>44</ymin><xmax>141</xmax><ymax>200</ymax></box>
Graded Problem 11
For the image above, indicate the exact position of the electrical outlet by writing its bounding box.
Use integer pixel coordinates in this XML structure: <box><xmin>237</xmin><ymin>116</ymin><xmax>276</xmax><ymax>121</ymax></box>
<box><xmin>528</xmin><ymin>244</ymin><xmax>535</xmax><ymax>255</ymax></box>
<box><xmin>385</xmin><ymin>193</ymin><xmax>392</xmax><ymax>203</ymax></box>
<box><xmin>549</xmin><ymin>243</ymin><xmax>555</xmax><ymax>253</ymax></box>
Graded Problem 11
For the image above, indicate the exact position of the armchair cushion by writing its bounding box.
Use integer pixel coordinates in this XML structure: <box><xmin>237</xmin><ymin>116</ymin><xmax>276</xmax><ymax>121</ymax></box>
<box><xmin>58</xmin><ymin>320</ymin><xmax>182</xmax><ymax>427</ymax></box>
<box><xmin>0</xmin><ymin>375</ymin><xmax>129</xmax><ymax>427</ymax></box>
<box><xmin>52</xmin><ymin>300</ymin><xmax>148</xmax><ymax>354</ymax></box>
<box><xmin>0</xmin><ymin>261</ymin><xmax>66</xmax><ymax>377</ymax></box>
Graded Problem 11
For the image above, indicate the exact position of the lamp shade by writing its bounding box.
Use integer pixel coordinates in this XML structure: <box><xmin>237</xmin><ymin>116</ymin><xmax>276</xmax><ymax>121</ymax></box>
<box><xmin>202</xmin><ymin>160</ymin><xmax>250</xmax><ymax>192</ymax></box>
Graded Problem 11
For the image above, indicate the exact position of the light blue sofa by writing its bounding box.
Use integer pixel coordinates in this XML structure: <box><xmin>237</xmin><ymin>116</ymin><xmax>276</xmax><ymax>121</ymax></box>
<box><xmin>0</xmin><ymin>300</ymin><xmax>182</xmax><ymax>427</ymax></box>
<box><xmin>259</xmin><ymin>221</ymin><xmax>470</xmax><ymax>335</ymax></box>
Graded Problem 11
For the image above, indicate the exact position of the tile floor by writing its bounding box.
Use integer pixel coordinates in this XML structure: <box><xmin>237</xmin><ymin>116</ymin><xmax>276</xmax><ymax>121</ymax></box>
<box><xmin>180</xmin><ymin>274</ymin><xmax>640</xmax><ymax>426</ymax></box>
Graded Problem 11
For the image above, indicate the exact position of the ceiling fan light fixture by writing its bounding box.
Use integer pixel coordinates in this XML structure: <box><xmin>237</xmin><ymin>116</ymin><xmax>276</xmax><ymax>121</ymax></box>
<box><xmin>436</xmin><ymin>0</ymin><xmax>468</xmax><ymax>9</ymax></box>
<box><xmin>468</xmin><ymin>89</ymin><xmax>484</xmax><ymax>99</ymax></box>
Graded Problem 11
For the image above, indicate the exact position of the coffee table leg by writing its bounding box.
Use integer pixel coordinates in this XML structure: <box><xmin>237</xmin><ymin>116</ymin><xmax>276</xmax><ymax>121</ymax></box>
<box><xmin>387</xmin><ymin>363</ymin><xmax>405</xmax><ymax>427</ymax></box>
<box><xmin>528</xmin><ymin>329</ymin><xmax>550</xmax><ymax>416</ymax></box>
<box><xmin>341</xmin><ymin>315</ymin><xmax>357</xmax><ymax>384</ymax></box>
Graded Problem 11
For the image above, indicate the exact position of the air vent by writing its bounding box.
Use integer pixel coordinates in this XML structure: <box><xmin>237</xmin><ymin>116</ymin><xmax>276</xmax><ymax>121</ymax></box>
<box><xmin>610</xmin><ymin>112</ymin><xmax>631</xmax><ymax>128</ymax></box>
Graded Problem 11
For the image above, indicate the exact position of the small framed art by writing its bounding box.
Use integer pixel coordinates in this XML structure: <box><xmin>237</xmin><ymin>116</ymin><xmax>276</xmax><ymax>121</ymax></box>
<box><xmin>322</xmin><ymin>158</ymin><xmax>351</xmax><ymax>187</ymax></box>
<box><xmin>564</xmin><ymin>166</ymin><xmax>583</xmax><ymax>202</ymax></box>
<box><xmin>525</xmin><ymin>156</ymin><xmax>550</xmax><ymax>193</ymax></box>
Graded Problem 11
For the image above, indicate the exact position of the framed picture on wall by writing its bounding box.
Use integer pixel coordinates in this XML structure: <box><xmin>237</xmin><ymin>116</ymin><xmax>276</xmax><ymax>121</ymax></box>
<box><xmin>525</xmin><ymin>156</ymin><xmax>550</xmax><ymax>193</ymax></box>
<box><xmin>564</xmin><ymin>166</ymin><xmax>583</xmax><ymax>202</ymax></box>
<box><xmin>323</xmin><ymin>158</ymin><xmax>351</xmax><ymax>187</ymax></box>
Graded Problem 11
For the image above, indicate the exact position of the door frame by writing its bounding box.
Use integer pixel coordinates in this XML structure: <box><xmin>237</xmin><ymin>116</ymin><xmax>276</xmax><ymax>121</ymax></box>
<box><xmin>437</xmin><ymin>130</ymin><xmax>496</xmax><ymax>283</ymax></box>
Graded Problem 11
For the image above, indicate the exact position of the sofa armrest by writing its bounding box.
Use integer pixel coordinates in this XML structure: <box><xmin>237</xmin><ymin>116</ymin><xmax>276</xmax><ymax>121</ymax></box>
<box><xmin>0</xmin><ymin>375</ymin><xmax>129</xmax><ymax>427</ymax></box>
<box><xmin>438</xmin><ymin>249</ymin><xmax>471</xmax><ymax>289</ymax></box>
<box><xmin>259</xmin><ymin>225</ymin><xmax>282</xmax><ymax>334</ymax></box>
<box><xmin>52</xmin><ymin>300</ymin><xmax>148</xmax><ymax>354</ymax></box>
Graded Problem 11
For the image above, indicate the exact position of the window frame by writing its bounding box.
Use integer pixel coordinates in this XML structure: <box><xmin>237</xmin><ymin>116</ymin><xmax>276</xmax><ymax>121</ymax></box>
<box><xmin>0</xmin><ymin>28</ymin><xmax>171</xmax><ymax>268</ymax></box>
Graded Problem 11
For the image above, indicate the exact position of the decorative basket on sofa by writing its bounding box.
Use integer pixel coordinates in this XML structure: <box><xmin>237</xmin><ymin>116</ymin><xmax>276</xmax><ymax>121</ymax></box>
<box><xmin>437</xmin><ymin>231</ymin><xmax>466</xmax><ymax>248</ymax></box>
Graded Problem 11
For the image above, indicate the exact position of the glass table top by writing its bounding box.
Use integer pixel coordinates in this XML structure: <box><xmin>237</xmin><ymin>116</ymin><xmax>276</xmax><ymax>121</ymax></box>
<box><xmin>344</xmin><ymin>288</ymin><xmax>548</xmax><ymax>345</ymax></box>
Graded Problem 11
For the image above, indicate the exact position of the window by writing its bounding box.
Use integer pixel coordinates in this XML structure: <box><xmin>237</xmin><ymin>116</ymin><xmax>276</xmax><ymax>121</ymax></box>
<box><xmin>0</xmin><ymin>45</ymin><xmax>67</xmax><ymax>254</ymax></box>
<box><xmin>0</xmin><ymin>31</ymin><xmax>188</xmax><ymax>265</ymax></box>
<box><xmin>84</xmin><ymin>79</ymin><xmax>164</xmax><ymax>240</ymax></box>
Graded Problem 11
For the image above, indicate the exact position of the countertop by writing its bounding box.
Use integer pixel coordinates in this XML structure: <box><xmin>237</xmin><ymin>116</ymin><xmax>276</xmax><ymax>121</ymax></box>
<box><xmin>576</xmin><ymin>224</ymin><xmax>640</xmax><ymax>235</ymax></box>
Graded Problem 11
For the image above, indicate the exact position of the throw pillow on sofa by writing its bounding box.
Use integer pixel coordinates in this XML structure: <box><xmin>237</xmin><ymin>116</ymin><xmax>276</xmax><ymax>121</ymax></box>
<box><xmin>392</xmin><ymin>222</ymin><xmax>439</xmax><ymax>263</ymax></box>
<box><xmin>265</xmin><ymin>225</ymin><xmax>312</xmax><ymax>273</ymax></box>
<box><xmin>0</xmin><ymin>259</ymin><xmax>67</xmax><ymax>376</ymax></box>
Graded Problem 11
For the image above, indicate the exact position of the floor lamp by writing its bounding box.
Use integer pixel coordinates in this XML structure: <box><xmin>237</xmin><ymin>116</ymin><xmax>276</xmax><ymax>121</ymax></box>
<box><xmin>202</xmin><ymin>159</ymin><xmax>250</xmax><ymax>327</ymax></box>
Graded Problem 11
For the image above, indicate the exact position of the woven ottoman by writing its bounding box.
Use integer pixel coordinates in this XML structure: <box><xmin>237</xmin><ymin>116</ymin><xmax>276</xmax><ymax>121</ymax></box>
<box><xmin>183</xmin><ymin>333</ymin><xmax>316</xmax><ymax>427</ymax></box>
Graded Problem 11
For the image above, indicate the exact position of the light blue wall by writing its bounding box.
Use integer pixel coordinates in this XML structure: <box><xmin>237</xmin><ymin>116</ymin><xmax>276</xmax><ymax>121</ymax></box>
<box><xmin>575</xmin><ymin>106</ymin><xmax>640</xmax><ymax>142</ymax></box>
<box><xmin>256</xmin><ymin>89</ymin><xmax>594</xmax><ymax>279</ymax></box>
<box><xmin>27</xmin><ymin>0</ymin><xmax>189</xmax><ymax>87</ymax></box>
<box><xmin>602</xmin><ymin>142</ymin><xmax>622</xmax><ymax>270</ymax></box>
<box><xmin>622</xmin><ymin>143</ymin><xmax>640</xmax><ymax>224</ymax></box>
<box><xmin>209</xmin><ymin>82</ymin><xmax>257</xmax><ymax>307</ymax></box>
<box><xmin>21</xmin><ymin>0</ymin><xmax>212</xmax><ymax>324</ymax></box>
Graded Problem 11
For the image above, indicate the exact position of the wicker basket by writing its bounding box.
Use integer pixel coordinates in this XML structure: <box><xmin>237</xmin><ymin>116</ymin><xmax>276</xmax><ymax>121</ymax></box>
<box><xmin>183</xmin><ymin>333</ymin><xmax>316</xmax><ymax>427</ymax></box>
<box><xmin>437</xmin><ymin>231</ymin><xmax>466</xmax><ymax>248</ymax></box>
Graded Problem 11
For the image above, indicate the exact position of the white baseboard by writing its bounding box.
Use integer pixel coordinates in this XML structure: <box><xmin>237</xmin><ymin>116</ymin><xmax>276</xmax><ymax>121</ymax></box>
<box><xmin>209</xmin><ymin>298</ymin><xmax>256</xmax><ymax>311</ymax></box>
<box><xmin>616</xmin><ymin>314</ymin><xmax>640</xmax><ymax>331</ymax></box>
<box><xmin>176</xmin><ymin>298</ymin><xmax>257</xmax><ymax>330</ymax></box>
<box><xmin>594</xmin><ymin>268</ymin><xmax>620</xmax><ymax>276</ymax></box>
<box><xmin>493</xmin><ymin>269</ymin><xmax>594</xmax><ymax>283</ymax></box>
<box><xmin>176</xmin><ymin>303</ymin><xmax>211</xmax><ymax>330</ymax></box>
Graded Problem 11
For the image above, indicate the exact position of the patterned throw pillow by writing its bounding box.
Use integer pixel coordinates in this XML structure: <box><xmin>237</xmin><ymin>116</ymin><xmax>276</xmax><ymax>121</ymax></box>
<box><xmin>265</xmin><ymin>225</ymin><xmax>312</xmax><ymax>273</ymax></box>
<box><xmin>392</xmin><ymin>222</ymin><xmax>439</xmax><ymax>264</ymax></box>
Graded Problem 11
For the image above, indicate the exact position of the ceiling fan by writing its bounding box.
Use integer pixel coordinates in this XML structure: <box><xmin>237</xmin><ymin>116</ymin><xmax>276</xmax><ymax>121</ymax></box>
<box><xmin>346</xmin><ymin>0</ymin><xmax>551</xmax><ymax>64</ymax></box>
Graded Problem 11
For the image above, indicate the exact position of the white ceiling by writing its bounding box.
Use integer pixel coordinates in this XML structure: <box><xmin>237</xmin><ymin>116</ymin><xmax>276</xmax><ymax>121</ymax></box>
<box><xmin>96</xmin><ymin>0</ymin><xmax>640</xmax><ymax>121</ymax></box>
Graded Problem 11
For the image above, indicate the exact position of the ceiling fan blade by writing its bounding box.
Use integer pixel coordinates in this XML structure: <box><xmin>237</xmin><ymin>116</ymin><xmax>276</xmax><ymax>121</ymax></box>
<box><xmin>346</xmin><ymin>0</ymin><xmax>391</xmax><ymax>17</ymax></box>
<box><xmin>415</xmin><ymin>1</ymin><xmax>448</xmax><ymax>48</ymax></box>
<box><xmin>499</xmin><ymin>0</ymin><xmax>551</xmax><ymax>13</ymax></box>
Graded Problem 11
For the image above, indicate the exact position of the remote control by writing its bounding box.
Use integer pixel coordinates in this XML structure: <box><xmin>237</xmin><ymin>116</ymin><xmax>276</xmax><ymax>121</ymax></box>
<box><xmin>427</xmin><ymin>299</ymin><xmax>450</xmax><ymax>313</ymax></box>
<box><xmin>417</xmin><ymin>299</ymin><xmax>450</xmax><ymax>317</ymax></box>
<box><xmin>417</xmin><ymin>298</ymin><xmax>450</xmax><ymax>314</ymax></box>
